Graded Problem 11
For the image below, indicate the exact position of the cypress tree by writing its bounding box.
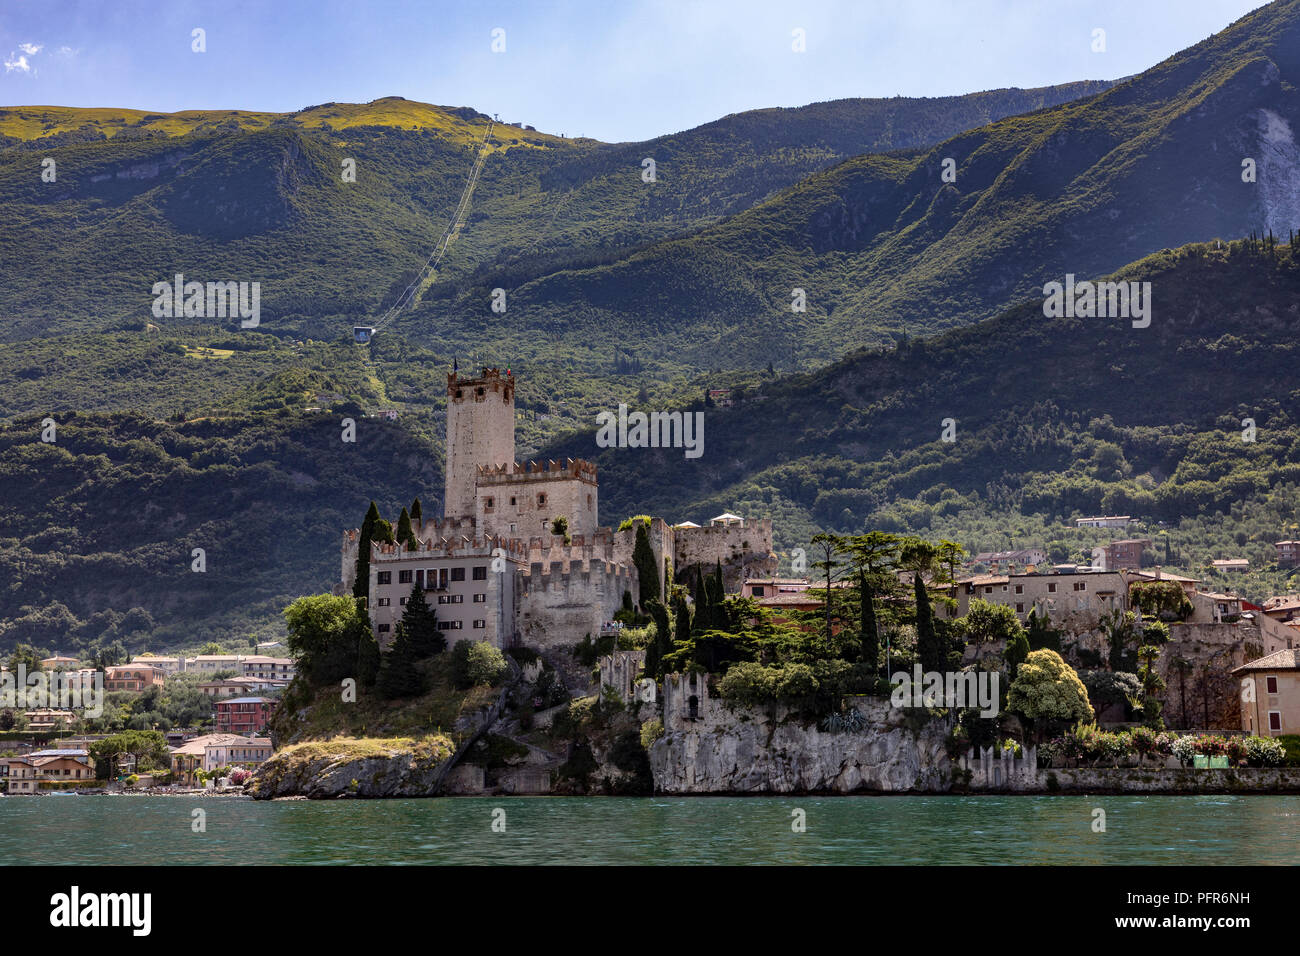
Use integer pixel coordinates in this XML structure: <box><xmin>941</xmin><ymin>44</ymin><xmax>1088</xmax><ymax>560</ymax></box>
<box><xmin>410</xmin><ymin>497</ymin><xmax>422</xmax><ymax>522</ymax></box>
<box><xmin>674</xmin><ymin>594</ymin><xmax>692</xmax><ymax>647</ymax></box>
<box><xmin>915</xmin><ymin>573</ymin><xmax>944</xmax><ymax>672</ymax></box>
<box><xmin>353</xmin><ymin>501</ymin><xmax>381</xmax><ymax>600</ymax></box>
<box><xmin>396</xmin><ymin>507</ymin><xmax>417</xmax><ymax>551</ymax></box>
<box><xmin>859</xmin><ymin>573</ymin><xmax>879</xmax><ymax>669</ymax></box>
<box><xmin>355</xmin><ymin>607</ymin><xmax>381</xmax><ymax>688</ymax></box>
<box><xmin>399</xmin><ymin>582</ymin><xmax>444</xmax><ymax>658</ymax></box>
<box><xmin>633</xmin><ymin>522</ymin><xmax>660</xmax><ymax>607</ymax></box>
<box><xmin>692</xmin><ymin>566</ymin><xmax>710</xmax><ymax>632</ymax></box>
<box><xmin>647</xmin><ymin>600</ymin><xmax>672</xmax><ymax>678</ymax></box>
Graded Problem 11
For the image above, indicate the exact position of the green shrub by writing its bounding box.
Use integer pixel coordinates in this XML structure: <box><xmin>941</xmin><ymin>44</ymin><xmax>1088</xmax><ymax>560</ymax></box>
<box><xmin>466</xmin><ymin>642</ymin><xmax>508</xmax><ymax>686</ymax></box>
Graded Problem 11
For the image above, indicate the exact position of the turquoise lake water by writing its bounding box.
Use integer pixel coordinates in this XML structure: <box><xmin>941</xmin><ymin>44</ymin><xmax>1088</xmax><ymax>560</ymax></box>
<box><xmin>2</xmin><ymin>794</ymin><xmax>1297</xmax><ymax>865</ymax></box>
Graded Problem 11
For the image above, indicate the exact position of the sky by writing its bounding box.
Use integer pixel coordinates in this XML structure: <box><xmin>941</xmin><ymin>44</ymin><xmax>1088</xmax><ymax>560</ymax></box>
<box><xmin>0</xmin><ymin>0</ymin><xmax>1275</xmax><ymax>143</ymax></box>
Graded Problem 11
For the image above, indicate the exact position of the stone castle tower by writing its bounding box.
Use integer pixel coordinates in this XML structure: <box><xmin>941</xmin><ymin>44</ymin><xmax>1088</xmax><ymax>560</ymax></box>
<box><xmin>444</xmin><ymin>367</ymin><xmax>515</xmax><ymax>519</ymax></box>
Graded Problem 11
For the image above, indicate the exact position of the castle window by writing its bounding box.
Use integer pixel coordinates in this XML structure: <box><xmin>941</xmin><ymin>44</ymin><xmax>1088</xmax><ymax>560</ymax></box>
<box><xmin>485</xmin><ymin>497</ymin><xmax>495</xmax><ymax>511</ymax></box>
<box><xmin>476</xmin><ymin>387</ymin><xmax>485</xmax><ymax>397</ymax></box>
<box><xmin>752</xmin><ymin>586</ymin><xmax>765</xmax><ymax>597</ymax></box>
<box><xmin>399</xmin><ymin>597</ymin><xmax>407</xmax><ymax>606</ymax></box>
<box><xmin>473</xmin><ymin>620</ymin><xmax>486</xmax><ymax>629</ymax></box>
<box><xmin>473</xmin><ymin>594</ymin><xmax>486</xmax><ymax>603</ymax></box>
<box><xmin>537</xmin><ymin>493</ymin><xmax>546</xmax><ymax>506</ymax></box>
<box><xmin>399</xmin><ymin>570</ymin><xmax>413</xmax><ymax>584</ymax></box>
<box><xmin>377</xmin><ymin>571</ymin><xmax>391</xmax><ymax>585</ymax></box>
<box><xmin>1267</xmin><ymin>676</ymin><xmax>1279</xmax><ymax>694</ymax></box>
<box><xmin>473</xmin><ymin>566</ymin><xmax>488</xmax><ymax>580</ymax></box>
<box><xmin>451</xmin><ymin>567</ymin><xmax>466</xmax><ymax>582</ymax></box>
<box><xmin>587</xmin><ymin>495</ymin><xmax>593</xmax><ymax>510</ymax></box>
<box><xmin>378</xmin><ymin>624</ymin><xmax>390</xmax><ymax>633</ymax></box>
<box><xmin>510</xmin><ymin>496</ymin><xmax>517</xmax><ymax>506</ymax></box>
<box><xmin>1048</xmin><ymin>583</ymin><xmax>1057</xmax><ymax>593</ymax></box>
<box><xmin>455</xmin><ymin>390</ymin><xmax>463</xmax><ymax>399</ymax></box>
<box><xmin>1015</xmin><ymin>585</ymin><xmax>1023</xmax><ymax>594</ymax></box>
<box><xmin>1016</xmin><ymin>603</ymin><xmax>1024</xmax><ymax>613</ymax></box>
<box><xmin>377</xmin><ymin>598</ymin><xmax>390</xmax><ymax>607</ymax></box>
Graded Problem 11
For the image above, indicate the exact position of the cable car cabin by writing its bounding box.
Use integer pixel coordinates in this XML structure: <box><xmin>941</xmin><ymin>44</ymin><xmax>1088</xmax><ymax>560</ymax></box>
<box><xmin>353</xmin><ymin>326</ymin><xmax>376</xmax><ymax>344</ymax></box>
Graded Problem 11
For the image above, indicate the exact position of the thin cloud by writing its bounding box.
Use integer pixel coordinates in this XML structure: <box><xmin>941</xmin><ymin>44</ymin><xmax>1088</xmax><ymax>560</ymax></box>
<box><xmin>19</xmin><ymin>42</ymin><xmax>43</xmax><ymax>56</ymax></box>
<box><xmin>4</xmin><ymin>53</ymin><xmax>34</xmax><ymax>74</ymax></box>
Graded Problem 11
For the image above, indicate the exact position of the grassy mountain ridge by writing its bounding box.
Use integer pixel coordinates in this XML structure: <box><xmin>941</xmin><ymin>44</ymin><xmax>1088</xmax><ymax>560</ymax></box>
<box><xmin>0</xmin><ymin>83</ymin><xmax>1114</xmax><ymax>349</ymax></box>
<box><xmin>432</xmin><ymin>0</ymin><xmax>1300</xmax><ymax>371</ymax></box>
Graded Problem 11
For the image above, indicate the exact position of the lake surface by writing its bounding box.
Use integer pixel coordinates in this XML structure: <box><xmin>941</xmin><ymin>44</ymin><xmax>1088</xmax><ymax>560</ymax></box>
<box><xmin>3</xmin><ymin>794</ymin><xmax>1297</xmax><ymax>865</ymax></box>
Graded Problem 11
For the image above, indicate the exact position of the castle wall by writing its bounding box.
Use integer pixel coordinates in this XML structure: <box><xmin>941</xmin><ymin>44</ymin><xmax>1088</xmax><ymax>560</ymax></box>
<box><xmin>445</xmin><ymin>369</ymin><xmax>515</xmax><ymax>520</ymax></box>
<box><xmin>672</xmin><ymin>519</ymin><xmax>776</xmax><ymax>594</ymax></box>
<box><xmin>515</xmin><ymin>558</ymin><xmax>635</xmax><ymax>651</ymax></box>
<box><xmin>612</xmin><ymin>517</ymin><xmax>673</xmax><ymax>604</ymax></box>
<box><xmin>476</xmin><ymin>459</ymin><xmax>598</xmax><ymax>540</ymax></box>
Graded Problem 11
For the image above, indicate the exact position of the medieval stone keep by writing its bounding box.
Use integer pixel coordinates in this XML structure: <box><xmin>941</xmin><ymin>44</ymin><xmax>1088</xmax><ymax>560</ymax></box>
<box><xmin>340</xmin><ymin>367</ymin><xmax>777</xmax><ymax>649</ymax></box>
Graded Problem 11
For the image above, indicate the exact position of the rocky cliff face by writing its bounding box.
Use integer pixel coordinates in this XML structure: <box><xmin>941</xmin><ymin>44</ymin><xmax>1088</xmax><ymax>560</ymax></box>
<box><xmin>649</xmin><ymin>697</ymin><xmax>953</xmax><ymax>794</ymax></box>
<box><xmin>248</xmin><ymin>736</ymin><xmax>454</xmax><ymax>799</ymax></box>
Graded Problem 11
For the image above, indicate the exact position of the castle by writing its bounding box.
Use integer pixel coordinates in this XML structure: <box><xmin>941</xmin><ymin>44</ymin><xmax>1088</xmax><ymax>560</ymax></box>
<box><xmin>340</xmin><ymin>367</ymin><xmax>777</xmax><ymax>649</ymax></box>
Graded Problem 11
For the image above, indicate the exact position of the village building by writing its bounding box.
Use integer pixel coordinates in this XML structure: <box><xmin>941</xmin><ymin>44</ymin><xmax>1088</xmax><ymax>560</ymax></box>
<box><xmin>1075</xmin><ymin>515</ymin><xmax>1133</xmax><ymax>528</ymax></box>
<box><xmin>215</xmin><ymin>697</ymin><xmax>276</xmax><ymax>735</ymax></box>
<box><xmin>104</xmin><ymin>663</ymin><xmax>166</xmax><ymax>692</ymax></box>
<box><xmin>1275</xmin><ymin>540</ymin><xmax>1300</xmax><ymax>567</ymax></box>
<box><xmin>186</xmin><ymin>655</ymin><xmax>246</xmax><ymax>675</ymax></box>
<box><xmin>972</xmin><ymin>548</ymin><xmax>1047</xmax><ymax>571</ymax></box>
<box><xmin>939</xmin><ymin>569</ymin><xmax>1129</xmax><ymax>627</ymax></box>
<box><xmin>741</xmin><ymin>578</ymin><xmax>812</xmax><ymax>599</ymax></box>
<box><xmin>170</xmin><ymin>733</ymin><xmax>270</xmax><ymax>786</ymax></box>
<box><xmin>1096</xmin><ymin>538</ymin><xmax>1152</xmax><ymax>571</ymax></box>
<box><xmin>22</xmin><ymin>708</ymin><xmax>77</xmax><ymax>732</ymax></box>
<box><xmin>239</xmin><ymin>656</ymin><xmax>295</xmax><ymax>681</ymax></box>
<box><xmin>39</xmin><ymin>655</ymin><xmax>81</xmax><ymax>671</ymax></box>
<box><xmin>1233</xmin><ymin>650</ymin><xmax>1300</xmax><ymax>736</ymax></box>
<box><xmin>1212</xmin><ymin>558</ymin><xmax>1250</xmax><ymax>573</ymax></box>
<box><xmin>129</xmin><ymin>655</ymin><xmax>184</xmax><ymax>675</ymax></box>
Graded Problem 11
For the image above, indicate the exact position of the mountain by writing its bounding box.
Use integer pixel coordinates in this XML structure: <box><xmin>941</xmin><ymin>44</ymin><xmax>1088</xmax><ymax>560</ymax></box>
<box><xmin>541</xmin><ymin>237</ymin><xmax>1300</xmax><ymax>596</ymax></box>
<box><xmin>0</xmin><ymin>84</ymin><xmax>1113</xmax><ymax>349</ymax></box>
<box><xmin>4</xmin><ymin>238</ymin><xmax>1299</xmax><ymax>657</ymax></box>
<box><xmin>435</xmin><ymin>0</ymin><xmax>1300</xmax><ymax>372</ymax></box>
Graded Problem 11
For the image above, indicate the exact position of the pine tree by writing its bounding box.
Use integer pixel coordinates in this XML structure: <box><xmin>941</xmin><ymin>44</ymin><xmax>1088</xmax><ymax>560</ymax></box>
<box><xmin>377</xmin><ymin>624</ymin><xmax>424</xmax><ymax>699</ymax></box>
<box><xmin>410</xmin><ymin>498</ymin><xmax>422</xmax><ymax>522</ymax></box>
<box><xmin>915</xmin><ymin>573</ymin><xmax>944</xmax><ymax>672</ymax></box>
<box><xmin>399</xmin><ymin>582</ymin><xmax>444</xmax><ymax>658</ymax></box>
<box><xmin>353</xmin><ymin>501</ymin><xmax>381</xmax><ymax>600</ymax></box>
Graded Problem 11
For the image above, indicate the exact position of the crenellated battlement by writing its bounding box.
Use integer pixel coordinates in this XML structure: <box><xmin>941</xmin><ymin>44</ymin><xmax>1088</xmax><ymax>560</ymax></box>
<box><xmin>476</xmin><ymin>458</ymin><xmax>597</xmax><ymax>484</ymax></box>
<box><xmin>370</xmin><ymin>533</ymin><xmax>527</xmax><ymax>562</ymax></box>
<box><xmin>520</xmin><ymin>558</ymin><xmax>636</xmax><ymax>592</ymax></box>
<box><xmin>447</xmin><ymin>366</ymin><xmax>515</xmax><ymax>401</ymax></box>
